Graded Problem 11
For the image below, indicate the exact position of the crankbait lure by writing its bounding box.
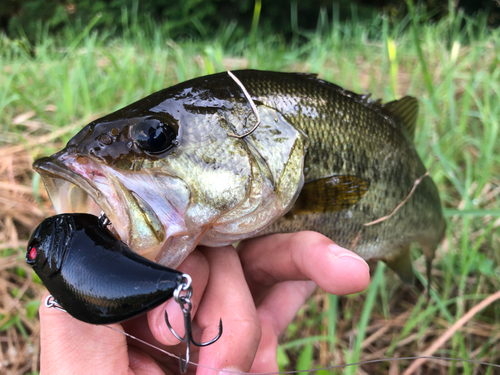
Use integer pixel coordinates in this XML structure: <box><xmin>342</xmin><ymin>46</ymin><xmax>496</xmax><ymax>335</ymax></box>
<box><xmin>26</xmin><ymin>213</ymin><xmax>184</xmax><ymax>324</ymax></box>
<box><xmin>26</xmin><ymin>213</ymin><xmax>222</xmax><ymax>372</ymax></box>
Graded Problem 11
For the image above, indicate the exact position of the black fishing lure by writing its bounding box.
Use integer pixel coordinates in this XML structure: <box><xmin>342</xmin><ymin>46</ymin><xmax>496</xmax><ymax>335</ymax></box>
<box><xmin>26</xmin><ymin>213</ymin><xmax>184</xmax><ymax>325</ymax></box>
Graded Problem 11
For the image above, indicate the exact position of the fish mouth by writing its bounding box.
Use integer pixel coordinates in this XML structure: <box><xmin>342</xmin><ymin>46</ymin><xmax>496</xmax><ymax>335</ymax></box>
<box><xmin>33</xmin><ymin>153</ymin><xmax>180</xmax><ymax>259</ymax></box>
<box><xmin>33</xmin><ymin>157</ymin><xmax>105</xmax><ymax>218</ymax></box>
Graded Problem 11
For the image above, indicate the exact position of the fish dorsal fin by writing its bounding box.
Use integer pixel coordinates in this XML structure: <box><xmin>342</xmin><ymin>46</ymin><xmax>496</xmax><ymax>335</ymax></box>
<box><xmin>289</xmin><ymin>175</ymin><xmax>369</xmax><ymax>215</ymax></box>
<box><xmin>383</xmin><ymin>245</ymin><xmax>414</xmax><ymax>285</ymax></box>
<box><xmin>381</xmin><ymin>96</ymin><xmax>419</xmax><ymax>140</ymax></box>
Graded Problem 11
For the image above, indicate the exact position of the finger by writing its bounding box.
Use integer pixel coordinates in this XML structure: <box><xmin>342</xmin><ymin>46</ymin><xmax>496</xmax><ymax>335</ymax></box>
<box><xmin>250</xmin><ymin>280</ymin><xmax>316</xmax><ymax>373</ymax></box>
<box><xmin>195</xmin><ymin>245</ymin><xmax>261</xmax><ymax>375</ymax></box>
<box><xmin>39</xmin><ymin>292</ymin><xmax>129</xmax><ymax>374</ymax></box>
<box><xmin>128</xmin><ymin>347</ymin><xmax>169</xmax><ymax>375</ymax></box>
<box><xmin>148</xmin><ymin>249</ymin><xmax>209</xmax><ymax>346</ymax></box>
<box><xmin>238</xmin><ymin>231</ymin><xmax>370</xmax><ymax>296</ymax></box>
<box><xmin>258</xmin><ymin>280</ymin><xmax>316</xmax><ymax>336</ymax></box>
<box><xmin>122</xmin><ymin>313</ymin><xmax>178</xmax><ymax>371</ymax></box>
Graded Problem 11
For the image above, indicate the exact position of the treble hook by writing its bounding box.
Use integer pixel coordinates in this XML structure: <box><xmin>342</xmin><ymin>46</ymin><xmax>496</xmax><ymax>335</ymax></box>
<box><xmin>165</xmin><ymin>274</ymin><xmax>223</xmax><ymax>373</ymax></box>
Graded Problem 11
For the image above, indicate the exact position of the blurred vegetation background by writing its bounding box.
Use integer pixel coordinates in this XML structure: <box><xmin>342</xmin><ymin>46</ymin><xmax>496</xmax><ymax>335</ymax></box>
<box><xmin>1</xmin><ymin>0</ymin><xmax>500</xmax><ymax>374</ymax></box>
<box><xmin>1</xmin><ymin>0</ymin><xmax>499</xmax><ymax>43</ymax></box>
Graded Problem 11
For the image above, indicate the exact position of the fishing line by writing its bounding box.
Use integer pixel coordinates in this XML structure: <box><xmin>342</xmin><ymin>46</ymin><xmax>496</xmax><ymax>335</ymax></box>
<box><xmin>106</xmin><ymin>325</ymin><xmax>179</xmax><ymax>361</ymax></box>
<box><xmin>106</xmin><ymin>325</ymin><xmax>500</xmax><ymax>374</ymax></box>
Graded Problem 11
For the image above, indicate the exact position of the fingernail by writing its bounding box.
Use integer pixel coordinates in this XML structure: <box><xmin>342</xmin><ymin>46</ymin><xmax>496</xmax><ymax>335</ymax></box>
<box><xmin>327</xmin><ymin>244</ymin><xmax>370</xmax><ymax>271</ymax></box>
<box><xmin>162</xmin><ymin>298</ymin><xmax>184</xmax><ymax>344</ymax></box>
<box><xmin>218</xmin><ymin>367</ymin><xmax>243</xmax><ymax>375</ymax></box>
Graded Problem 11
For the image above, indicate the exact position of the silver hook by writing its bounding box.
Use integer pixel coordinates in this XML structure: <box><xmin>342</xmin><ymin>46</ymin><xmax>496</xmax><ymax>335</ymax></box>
<box><xmin>226</xmin><ymin>71</ymin><xmax>261</xmax><ymax>139</ymax></box>
<box><xmin>45</xmin><ymin>295</ymin><xmax>67</xmax><ymax>313</ymax></box>
<box><xmin>165</xmin><ymin>274</ymin><xmax>223</xmax><ymax>373</ymax></box>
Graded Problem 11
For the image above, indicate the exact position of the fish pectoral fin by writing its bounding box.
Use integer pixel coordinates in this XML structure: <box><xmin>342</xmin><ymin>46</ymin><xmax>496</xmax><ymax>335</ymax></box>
<box><xmin>383</xmin><ymin>246</ymin><xmax>414</xmax><ymax>285</ymax></box>
<box><xmin>289</xmin><ymin>175</ymin><xmax>369</xmax><ymax>215</ymax></box>
<box><xmin>381</xmin><ymin>96</ymin><xmax>419</xmax><ymax>140</ymax></box>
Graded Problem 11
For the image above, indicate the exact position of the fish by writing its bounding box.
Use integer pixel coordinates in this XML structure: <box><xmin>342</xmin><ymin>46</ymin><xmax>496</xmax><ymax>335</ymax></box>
<box><xmin>26</xmin><ymin>213</ymin><xmax>183</xmax><ymax>324</ymax></box>
<box><xmin>33</xmin><ymin>69</ymin><xmax>446</xmax><ymax>284</ymax></box>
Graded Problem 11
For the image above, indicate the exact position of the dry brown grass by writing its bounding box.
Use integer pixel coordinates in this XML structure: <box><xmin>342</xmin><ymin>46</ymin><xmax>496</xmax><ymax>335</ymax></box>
<box><xmin>0</xmin><ymin>142</ymin><xmax>56</xmax><ymax>374</ymax></box>
<box><xmin>280</xmin><ymin>285</ymin><xmax>500</xmax><ymax>374</ymax></box>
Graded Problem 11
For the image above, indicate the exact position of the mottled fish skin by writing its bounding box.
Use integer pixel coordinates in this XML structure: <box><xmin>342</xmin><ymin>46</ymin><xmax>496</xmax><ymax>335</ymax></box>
<box><xmin>33</xmin><ymin>70</ymin><xmax>446</xmax><ymax>282</ymax></box>
<box><xmin>234</xmin><ymin>71</ymin><xmax>445</xmax><ymax>265</ymax></box>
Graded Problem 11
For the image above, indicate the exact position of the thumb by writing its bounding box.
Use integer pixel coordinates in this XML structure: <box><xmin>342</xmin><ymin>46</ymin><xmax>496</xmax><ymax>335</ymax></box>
<box><xmin>39</xmin><ymin>292</ymin><xmax>130</xmax><ymax>375</ymax></box>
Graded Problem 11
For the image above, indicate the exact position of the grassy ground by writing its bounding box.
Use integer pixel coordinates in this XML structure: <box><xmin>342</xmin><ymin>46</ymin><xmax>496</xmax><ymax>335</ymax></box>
<box><xmin>1</xmin><ymin>7</ymin><xmax>499</xmax><ymax>375</ymax></box>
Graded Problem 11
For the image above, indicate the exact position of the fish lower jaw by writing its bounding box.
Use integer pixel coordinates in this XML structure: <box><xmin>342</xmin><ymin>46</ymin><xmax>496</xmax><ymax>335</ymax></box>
<box><xmin>43</xmin><ymin>180</ymin><xmax>161</xmax><ymax>259</ymax></box>
<box><xmin>86</xmin><ymin>200</ymin><xmax>169</xmax><ymax>261</ymax></box>
<box><xmin>35</xmin><ymin>155</ymin><xmax>194</xmax><ymax>265</ymax></box>
<box><xmin>80</xmin><ymin>207</ymin><xmax>167</xmax><ymax>261</ymax></box>
<box><xmin>35</xmin><ymin>155</ymin><xmax>172</xmax><ymax>258</ymax></box>
<box><xmin>40</xmin><ymin>176</ymin><xmax>129</xmax><ymax>244</ymax></box>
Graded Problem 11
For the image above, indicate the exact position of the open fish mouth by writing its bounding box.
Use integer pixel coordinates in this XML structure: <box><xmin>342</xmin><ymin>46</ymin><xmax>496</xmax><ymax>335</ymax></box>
<box><xmin>33</xmin><ymin>153</ymin><xmax>175</xmax><ymax>259</ymax></box>
<box><xmin>34</xmin><ymin>157</ymin><xmax>106</xmax><ymax>217</ymax></box>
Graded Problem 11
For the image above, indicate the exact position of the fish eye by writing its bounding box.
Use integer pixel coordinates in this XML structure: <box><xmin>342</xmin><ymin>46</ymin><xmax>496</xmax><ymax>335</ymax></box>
<box><xmin>26</xmin><ymin>242</ymin><xmax>38</xmax><ymax>264</ymax></box>
<box><xmin>135</xmin><ymin>117</ymin><xmax>179</xmax><ymax>154</ymax></box>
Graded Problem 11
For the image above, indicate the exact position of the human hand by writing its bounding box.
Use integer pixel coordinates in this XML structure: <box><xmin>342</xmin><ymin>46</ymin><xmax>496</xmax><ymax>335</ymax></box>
<box><xmin>39</xmin><ymin>231</ymin><xmax>370</xmax><ymax>374</ymax></box>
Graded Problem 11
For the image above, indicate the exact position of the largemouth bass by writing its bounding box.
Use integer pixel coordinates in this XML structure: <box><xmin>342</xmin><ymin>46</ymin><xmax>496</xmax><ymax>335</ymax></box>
<box><xmin>34</xmin><ymin>70</ymin><xmax>446</xmax><ymax>283</ymax></box>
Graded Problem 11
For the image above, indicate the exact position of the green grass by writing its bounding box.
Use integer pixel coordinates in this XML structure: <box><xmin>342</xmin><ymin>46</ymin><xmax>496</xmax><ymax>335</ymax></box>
<box><xmin>1</xmin><ymin>6</ymin><xmax>499</xmax><ymax>374</ymax></box>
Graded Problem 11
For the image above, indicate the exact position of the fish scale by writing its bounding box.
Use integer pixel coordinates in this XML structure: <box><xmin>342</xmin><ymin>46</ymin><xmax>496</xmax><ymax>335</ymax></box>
<box><xmin>34</xmin><ymin>70</ymin><xmax>445</xmax><ymax>283</ymax></box>
<box><xmin>231</xmin><ymin>71</ymin><xmax>444</xmax><ymax>281</ymax></box>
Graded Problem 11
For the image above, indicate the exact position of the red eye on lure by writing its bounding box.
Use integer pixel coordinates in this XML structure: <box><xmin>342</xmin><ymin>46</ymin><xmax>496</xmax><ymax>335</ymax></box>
<box><xmin>28</xmin><ymin>245</ymin><xmax>37</xmax><ymax>261</ymax></box>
